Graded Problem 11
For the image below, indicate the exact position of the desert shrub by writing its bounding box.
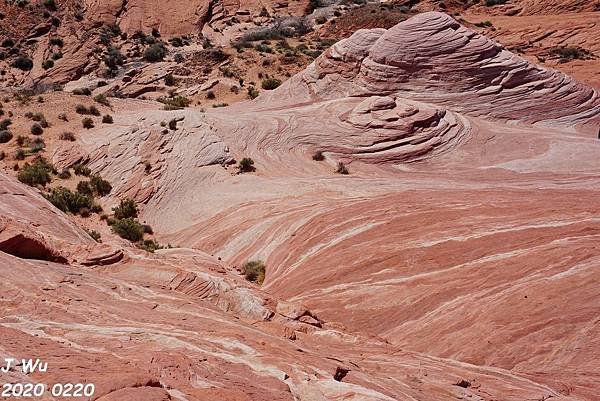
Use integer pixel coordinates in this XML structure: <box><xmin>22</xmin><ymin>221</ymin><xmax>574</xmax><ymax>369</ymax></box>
<box><xmin>485</xmin><ymin>0</ymin><xmax>507</xmax><ymax>5</ymax></box>
<box><xmin>15</xmin><ymin>148</ymin><xmax>25</xmax><ymax>160</ymax></box>
<box><xmin>474</xmin><ymin>21</ymin><xmax>493</xmax><ymax>28</ymax></box>
<box><xmin>45</xmin><ymin>187</ymin><xmax>93</xmax><ymax>214</ymax></box>
<box><xmin>0</xmin><ymin>118</ymin><xmax>12</xmax><ymax>130</ymax></box>
<box><xmin>549</xmin><ymin>46</ymin><xmax>592</xmax><ymax>62</ymax></box>
<box><xmin>75</xmin><ymin>104</ymin><xmax>88</xmax><ymax>113</ymax></box>
<box><xmin>43</xmin><ymin>0</ymin><xmax>57</xmax><ymax>11</ymax></box>
<box><xmin>59</xmin><ymin>131</ymin><xmax>75</xmax><ymax>141</ymax></box>
<box><xmin>30</xmin><ymin>123</ymin><xmax>43</xmax><ymax>135</ymax></box>
<box><xmin>168</xmin><ymin>119</ymin><xmax>178</xmax><ymax>130</ymax></box>
<box><xmin>142</xmin><ymin>224</ymin><xmax>154</xmax><ymax>234</ymax></box>
<box><xmin>137</xmin><ymin>239</ymin><xmax>161</xmax><ymax>253</ymax></box>
<box><xmin>42</xmin><ymin>59</ymin><xmax>54</xmax><ymax>70</ymax></box>
<box><xmin>1</xmin><ymin>38</ymin><xmax>14</xmax><ymax>48</ymax></box>
<box><xmin>82</xmin><ymin>117</ymin><xmax>94</xmax><ymax>129</ymax></box>
<box><xmin>51</xmin><ymin>51</ymin><xmax>62</xmax><ymax>60</ymax></box>
<box><xmin>164</xmin><ymin>73</ymin><xmax>176</xmax><ymax>86</ymax></box>
<box><xmin>238</xmin><ymin>157</ymin><xmax>255</xmax><ymax>173</ymax></box>
<box><xmin>73</xmin><ymin>163</ymin><xmax>91</xmax><ymax>176</ymax></box>
<box><xmin>102</xmin><ymin>114</ymin><xmax>113</xmax><ymax>124</ymax></box>
<box><xmin>12</xmin><ymin>56</ymin><xmax>33</xmax><ymax>71</ymax></box>
<box><xmin>57</xmin><ymin>169</ymin><xmax>71</xmax><ymax>179</ymax></box>
<box><xmin>169</xmin><ymin>37</ymin><xmax>184</xmax><ymax>47</ymax></box>
<box><xmin>159</xmin><ymin>96</ymin><xmax>190</xmax><ymax>110</ymax></box>
<box><xmin>173</xmin><ymin>53</ymin><xmax>184</xmax><ymax>63</ymax></box>
<box><xmin>48</xmin><ymin>36</ymin><xmax>63</xmax><ymax>47</ymax></box>
<box><xmin>243</xmin><ymin>260</ymin><xmax>266</xmax><ymax>285</ymax></box>
<box><xmin>247</xmin><ymin>86</ymin><xmax>259</xmax><ymax>99</ymax></box>
<box><xmin>212</xmin><ymin>103</ymin><xmax>228</xmax><ymax>108</ymax></box>
<box><xmin>17</xmin><ymin>157</ymin><xmax>53</xmax><ymax>186</ymax></box>
<box><xmin>111</xmin><ymin>218</ymin><xmax>144</xmax><ymax>242</ymax></box>
<box><xmin>113</xmin><ymin>198</ymin><xmax>138</xmax><ymax>219</ymax></box>
<box><xmin>0</xmin><ymin>130</ymin><xmax>13</xmax><ymax>143</ymax></box>
<box><xmin>29</xmin><ymin>137</ymin><xmax>45</xmax><ymax>153</ymax></box>
<box><xmin>261</xmin><ymin>78</ymin><xmax>281</xmax><ymax>90</ymax></box>
<box><xmin>90</xmin><ymin>174</ymin><xmax>112</xmax><ymax>196</ymax></box>
<box><xmin>104</xmin><ymin>47</ymin><xmax>123</xmax><ymax>70</ymax></box>
<box><xmin>255</xmin><ymin>43</ymin><xmax>273</xmax><ymax>53</ymax></box>
<box><xmin>315</xmin><ymin>16</ymin><xmax>327</xmax><ymax>24</ymax></box>
<box><xmin>73</xmin><ymin>88</ymin><xmax>92</xmax><ymax>96</ymax></box>
<box><xmin>206</xmin><ymin>90</ymin><xmax>216</xmax><ymax>99</ymax></box>
<box><xmin>76</xmin><ymin>180</ymin><xmax>93</xmax><ymax>196</ymax></box>
<box><xmin>16</xmin><ymin>135</ymin><xmax>28</xmax><ymax>146</ymax></box>
<box><xmin>143</xmin><ymin>43</ymin><xmax>167</xmax><ymax>62</ymax></box>
<box><xmin>94</xmin><ymin>93</ymin><xmax>110</xmax><ymax>106</ymax></box>
<box><xmin>86</xmin><ymin>229</ymin><xmax>102</xmax><ymax>242</ymax></box>
<box><xmin>88</xmin><ymin>105</ymin><xmax>100</xmax><ymax>116</ymax></box>
<box><xmin>312</xmin><ymin>150</ymin><xmax>324</xmax><ymax>161</ymax></box>
<box><xmin>307</xmin><ymin>0</ymin><xmax>326</xmax><ymax>12</ymax></box>
<box><xmin>335</xmin><ymin>161</ymin><xmax>349</xmax><ymax>175</ymax></box>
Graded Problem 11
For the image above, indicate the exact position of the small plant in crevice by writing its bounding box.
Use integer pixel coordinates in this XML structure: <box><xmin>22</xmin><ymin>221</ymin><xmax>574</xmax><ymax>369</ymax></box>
<box><xmin>312</xmin><ymin>150</ymin><xmax>324</xmax><ymax>161</ymax></box>
<box><xmin>243</xmin><ymin>260</ymin><xmax>266</xmax><ymax>285</ymax></box>
<box><xmin>238</xmin><ymin>157</ymin><xmax>255</xmax><ymax>173</ymax></box>
<box><xmin>335</xmin><ymin>161</ymin><xmax>349</xmax><ymax>175</ymax></box>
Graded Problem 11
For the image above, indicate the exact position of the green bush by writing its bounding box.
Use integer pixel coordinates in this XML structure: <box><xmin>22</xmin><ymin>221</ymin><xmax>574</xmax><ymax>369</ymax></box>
<box><xmin>42</xmin><ymin>59</ymin><xmax>54</xmax><ymax>70</ymax></box>
<box><xmin>94</xmin><ymin>93</ymin><xmax>110</xmax><ymax>106</ymax></box>
<box><xmin>111</xmin><ymin>218</ymin><xmax>144</xmax><ymax>242</ymax></box>
<box><xmin>102</xmin><ymin>114</ymin><xmax>113</xmax><ymax>124</ymax></box>
<box><xmin>73</xmin><ymin>88</ymin><xmax>92</xmax><ymax>96</ymax></box>
<box><xmin>104</xmin><ymin>47</ymin><xmax>123</xmax><ymax>70</ymax></box>
<box><xmin>48</xmin><ymin>36</ymin><xmax>63</xmax><ymax>46</ymax></box>
<box><xmin>243</xmin><ymin>260</ymin><xmax>266</xmax><ymax>285</ymax></box>
<box><xmin>73</xmin><ymin>163</ymin><xmax>91</xmax><ymax>176</ymax></box>
<box><xmin>29</xmin><ymin>137</ymin><xmax>45</xmax><ymax>153</ymax></box>
<box><xmin>76</xmin><ymin>180</ymin><xmax>93</xmax><ymax>196</ymax></box>
<box><xmin>90</xmin><ymin>174</ymin><xmax>112</xmax><ymax>196</ymax></box>
<box><xmin>30</xmin><ymin>123</ymin><xmax>43</xmax><ymax>135</ymax></box>
<box><xmin>113</xmin><ymin>198</ymin><xmax>138</xmax><ymax>219</ymax></box>
<box><xmin>143</xmin><ymin>43</ymin><xmax>167</xmax><ymax>62</ymax></box>
<box><xmin>238</xmin><ymin>157</ymin><xmax>255</xmax><ymax>173</ymax></box>
<box><xmin>248</xmin><ymin>86</ymin><xmax>260</xmax><ymax>99</ymax></box>
<box><xmin>45</xmin><ymin>187</ymin><xmax>93</xmax><ymax>214</ymax></box>
<box><xmin>12</xmin><ymin>56</ymin><xmax>33</xmax><ymax>71</ymax></box>
<box><xmin>137</xmin><ymin>239</ymin><xmax>162</xmax><ymax>253</ymax></box>
<box><xmin>86</xmin><ymin>229</ymin><xmax>102</xmax><ymax>242</ymax></box>
<box><xmin>0</xmin><ymin>118</ymin><xmax>11</xmax><ymax>130</ymax></box>
<box><xmin>261</xmin><ymin>78</ymin><xmax>281</xmax><ymax>90</ymax></box>
<box><xmin>43</xmin><ymin>0</ymin><xmax>57</xmax><ymax>11</ymax></box>
<box><xmin>164</xmin><ymin>73</ymin><xmax>176</xmax><ymax>86</ymax></box>
<box><xmin>0</xmin><ymin>130</ymin><xmax>13</xmax><ymax>143</ymax></box>
<box><xmin>17</xmin><ymin>157</ymin><xmax>54</xmax><ymax>187</ymax></box>
<box><xmin>159</xmin><ymin>96</ymin><xmax>190</xmax><ymax>110</ymax></box>
<box><xmin>82</xmin><ymin>117</ymin><xmax>94</xmax><ymax>129</ymax></box>
<box><xmin>1</xmin><ymin>38</ymin><xmax>14</xmax><ymax>48</ymax></box>
<box><xmin>59</xmin><ymin>131</ymin><xmax>75</xmax><ymax>141</ymax></box>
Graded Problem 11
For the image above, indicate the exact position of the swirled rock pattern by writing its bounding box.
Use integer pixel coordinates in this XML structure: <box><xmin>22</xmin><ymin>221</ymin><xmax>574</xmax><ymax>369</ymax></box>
<box><xmin>2</xmin><ymin>11</ymin><xmax>600</xmax><ymax>401</ymax></box>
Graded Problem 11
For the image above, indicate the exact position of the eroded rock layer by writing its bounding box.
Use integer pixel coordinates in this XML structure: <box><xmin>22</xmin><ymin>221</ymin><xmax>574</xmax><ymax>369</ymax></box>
<box><xmin>2</xmin><ymin>11</ymin><xmax>600</xmax><ymax>401</ymax></box>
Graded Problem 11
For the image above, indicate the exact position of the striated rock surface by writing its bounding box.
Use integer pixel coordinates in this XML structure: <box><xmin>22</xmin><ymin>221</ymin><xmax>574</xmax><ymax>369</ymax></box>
<box><xmin>1</xmin><ymin>11</ymin><xmax>600</xmax><ymax>401</ymax></box>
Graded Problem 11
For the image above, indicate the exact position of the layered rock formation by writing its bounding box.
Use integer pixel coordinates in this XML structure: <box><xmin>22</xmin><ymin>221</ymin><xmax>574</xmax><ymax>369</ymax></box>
<box><xmin>2</xmin><ymin>11</ymin><xmax>600</xmax><ymax>401</ymax></box>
